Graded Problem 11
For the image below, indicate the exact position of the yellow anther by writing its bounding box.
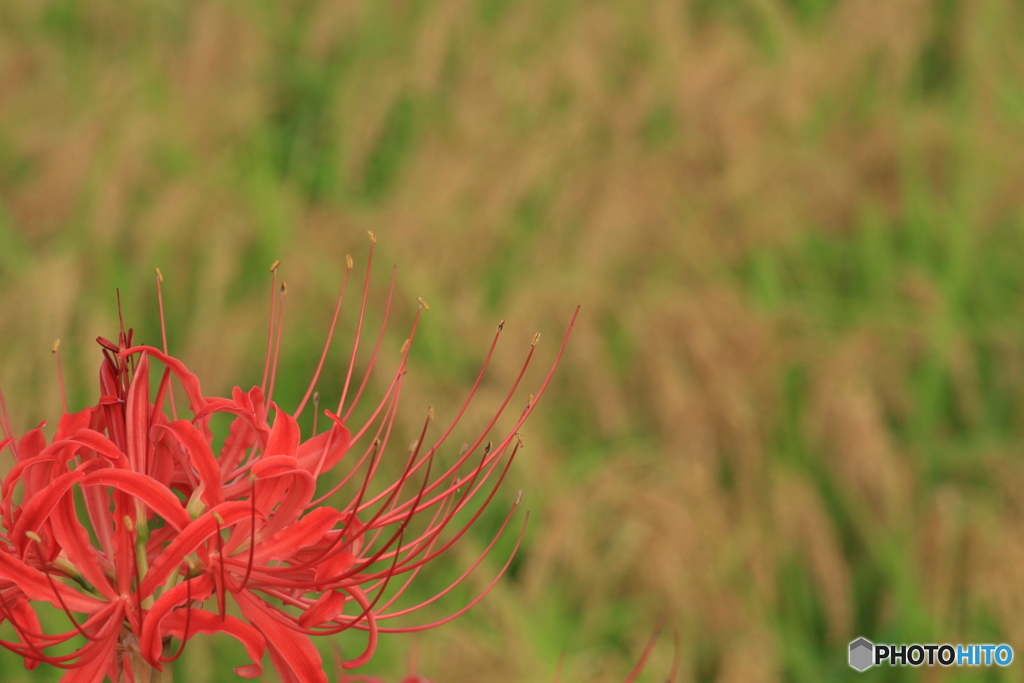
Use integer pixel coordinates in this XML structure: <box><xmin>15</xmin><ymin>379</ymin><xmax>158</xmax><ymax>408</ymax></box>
<box><xmin>155</xmin><ymin>267</ymin><xmax>163</xmax><ymax>282</ymax></box>
<box><xmin>270</xmin><ymin>260</ymin><xmax>281</xmax><ymax>272</ymax></box>
<box><xmin>52</xmin><ymin>339</ymin><xmax>60</xmax><ymax>353</ymax></box>
<box><xmin>345</xmin><ymin>254</ymin><xmax>354</xmax><ymax>270</ymax></box>
<box><xmin>25</xmin><ymin>531</ymin><xmax>42</xmax><ymax>543</ymax></box>
<box><xmin>367</xmin><ymin>231</ymin><xmax>377</xmax><ymax>244</ymax></box>
<box><xmin>531</xmin><ymin>332</ymin><xmax>541</xmax><ymax>347</ymax></box>
<box><xmin>417</xmin><ymin>297</ymin><xmax>429</xmax><ymax>310</ymax></box>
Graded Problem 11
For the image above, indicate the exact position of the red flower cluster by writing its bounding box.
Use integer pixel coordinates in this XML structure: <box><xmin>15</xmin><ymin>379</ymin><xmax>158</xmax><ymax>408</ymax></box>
<box><xmin>0</xmin><ymin>245</ymin><xmax>576</xmax><ymax>682</ymax></box>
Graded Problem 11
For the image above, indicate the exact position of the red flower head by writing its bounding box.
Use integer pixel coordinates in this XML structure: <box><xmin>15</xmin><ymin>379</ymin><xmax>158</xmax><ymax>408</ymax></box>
<box><xmin>0</xmin><ymin>241</ymin><xmax>576</xmax><ymax>683</ymax></box>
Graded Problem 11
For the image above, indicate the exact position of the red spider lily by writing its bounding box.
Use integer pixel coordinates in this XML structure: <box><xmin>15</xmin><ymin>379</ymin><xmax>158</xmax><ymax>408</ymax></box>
<box><xmin>0</xmin><ymin>241</ymin><xmax>577</xmax><ymax>683</ymax></box>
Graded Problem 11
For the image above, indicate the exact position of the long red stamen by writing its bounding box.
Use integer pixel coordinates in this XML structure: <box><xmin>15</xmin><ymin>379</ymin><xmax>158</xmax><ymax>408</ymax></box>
<box><xmin>309</xmin><ymin>354</ymin><xmax>406</xmax><ymax>503</ymax></box>
<box><xmin>260</xmin><ymin>442</ymin><xmax>381</xmax><ymax>576</ymax></box>
<box><xmin>341</xmin><ymin>265</ymin><xmax>395</xmax><ymax>421</ymax></box>
<box><xmin>371</xmin><ymin>486</ymin><xmax>454</xmax><ymax>613</ymax></box>
<box><xmin>379</xmin><ymin>442</ymin><xmax>498</xmax><ymax>572</ymax></box>
<box><xmin>314</xmin><ymin>428</ymin><xmax>436</xmax><ymax>586</ymax></box>
<box><xmin>359</xmin><ymin>409</ymin><xmax>434</xmax><ymax>550</ymax></box>
<box><xmin>362</xmin><ymin>432</ymin><xmax>520</xmax><ymax>577</ymax></box>
<box><xmin>355</xmin><ymin>318</ymin><xmax>507</xmax><ymax>516</ymax></box>
<box><xmin>295</xmin><ymin>258</ymin><xmax>353</xmax><ymax>418</ymax></box>
<box><xmin>372</xmin><ymin>493</ymin><xmax>521</xmax><ymax>621</ymax></box>
<box><xmin>338</xmin><ymin>237</ymin><xmax>376</xmax><ymax>416</ymax></box>
<box><xmin>261</xmin><ymin>260</ymin><xmax>281</xmax><ymax>396</ymax></box>
<box><xmin>668</xmin><ymin>630</ymin><xmax>681</xmax><ymax>683</ymax></box>
<box><xmin>51</xmin><ymin>340</ymin><xmax>68</xmax><ymax>413</ymax></box>
<box><xmin>155</xmin><ymin>268</ymin><xmax>178</xmax><ymax>420</ymax></box>
<box><xmin>369</xmin><ymin>511</ymin><xmax>528</xmax><ymax>633</ymax></box>
<box><xmin>353</xmin><ymin>437</ymin><xmax>435</xmax><ymax>570</ymax></box>
<box><xmin>266</xmin><ymin>282</ymin><xmax>287</xmax><ymax>407</ymax></box>
<box><xmin>365</xmin><ymin>437</ymin><xmax>519</xmax><ymax>579</ymax></box>
<box><xmin>623</xmin><ymin>624</ymin><xmax>664</xmax><ymax>683</ymax></box>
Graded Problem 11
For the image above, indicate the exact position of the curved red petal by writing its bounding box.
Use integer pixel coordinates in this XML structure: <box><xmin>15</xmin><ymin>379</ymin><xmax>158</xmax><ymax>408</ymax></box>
<box><xmin>80</xmin><ymin>469</ymin><xmax>191</xmax><ymax>531</ymax></box>
<box><xmin>157</xmin><ymin>420</ymin><xmax>224</xmax><ymax>509</ymax></box>
<box><xmin>235</xmin><ymin>590</ymin><xmax>327</xmax><ymax>683</ymax></box>
<box><xmin>10</xmin><ymin>469</ymin><xmax>84</xmax><ymax>551</ymax></box>
<box><xmin>0</xmin><ymin>550</ymin><xmax>106</xmax><ymax>616</ymax></box>
<box><xmin>162</xmin><ymin>609</ymin><xmax>266</xmax><ymax>678</ymax></box>
<box><xmin>296</xmin><ymin>422</ymin><xmax>351</xmax><ymax>475</ymax></box>
<box><xmin>66</xmin><ymin>429</ymin><xmax>129</xmax><ymax>467</ymax></box>
<box><xmin>265</xmin><ymin>409</ymin><xmax>299</xmax><ymax>458</ymax></box>
<box><xmin>54</xmin><ymin>408</ymin><xmax>93</xmax><ymax>441</ymax></box>
<box><xmin>125</xmin><ymin>353</ymin><xmax>151</xmax><ymax>472</ymax></box>
<box><xmin>49</xmin><ymin>494</ymin><xmax>118</xmax><ymax>600</ymax></box>
<box><xmin>250</xmin><ymin>506</ymin><xmax>345</xmax><ymax>564</ymax></box>
<box><xmin>119</xmin><ymin>346</ymin><xmax>208</xmax><ymax>415</ymax></box>
<box><xmin>297</xmin><ymin>590</ymin><xmax>346</xmax><ymax>628</ymax></box>
<box><xmin>140</xmin><ymin>574</ymin><xmax>214</xmax><ymax>665</ymax></box>
<box><xmin>139</xmin><ymin>501</ymin><xmax>250</xmax><ymax>598</ymax></box>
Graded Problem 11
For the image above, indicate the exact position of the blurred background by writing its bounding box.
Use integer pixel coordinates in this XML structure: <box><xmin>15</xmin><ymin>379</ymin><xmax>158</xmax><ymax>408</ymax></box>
<box><xmin>3</xmin><ymin>0</ymin><xmax>1024</xmax><ymax>681</ymax></box>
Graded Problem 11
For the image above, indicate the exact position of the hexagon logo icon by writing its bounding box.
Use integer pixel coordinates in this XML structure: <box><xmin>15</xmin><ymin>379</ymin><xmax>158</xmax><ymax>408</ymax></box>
<box><xmin>849</xmin><ymin>637</ymin><xmax>874</xmax><ymax>671</ymax></box>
